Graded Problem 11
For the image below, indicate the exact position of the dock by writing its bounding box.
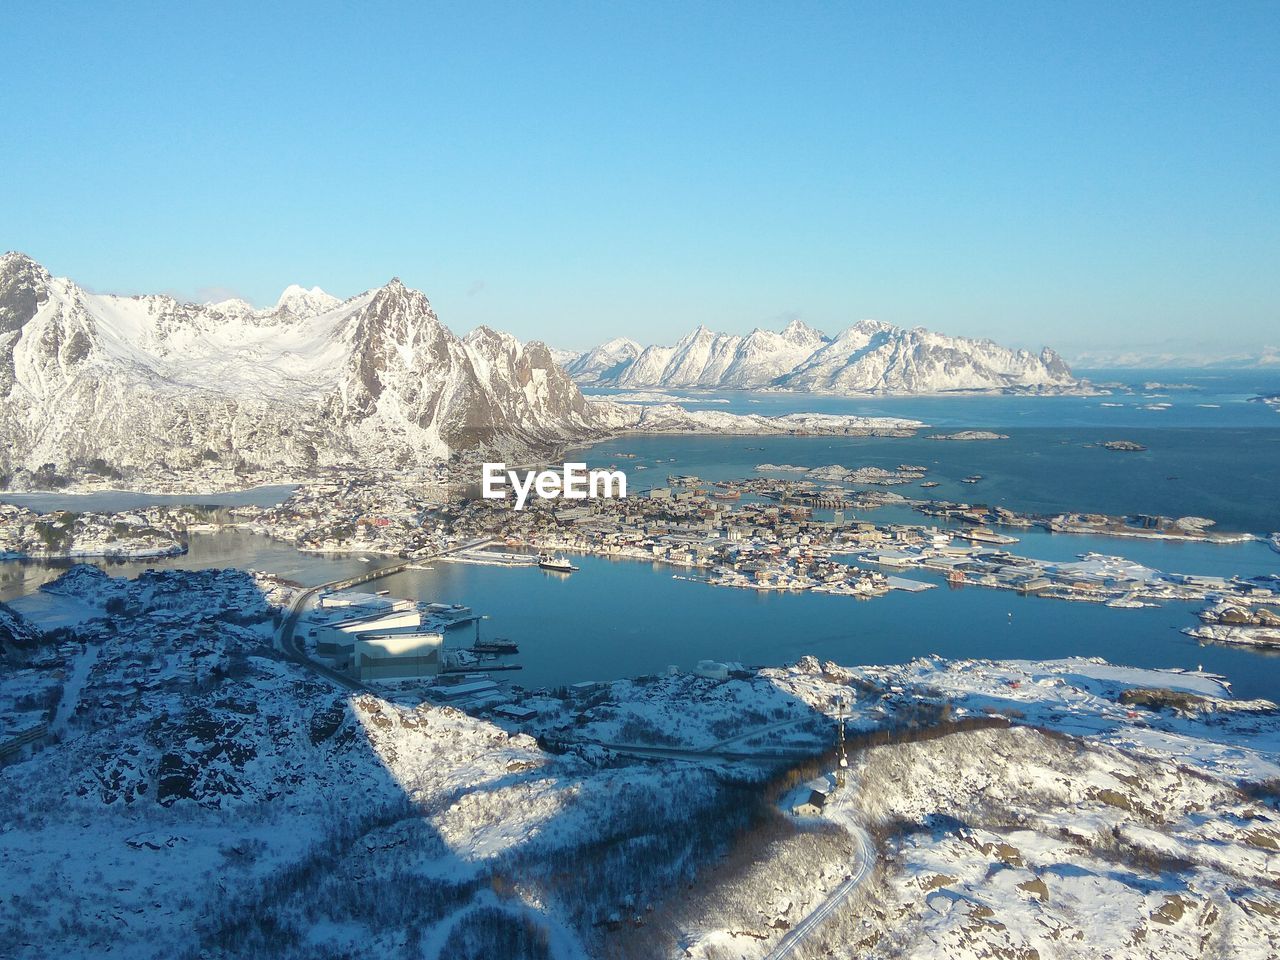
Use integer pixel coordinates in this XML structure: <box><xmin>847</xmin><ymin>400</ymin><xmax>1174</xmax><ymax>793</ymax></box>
<box><xmin>439</xmin><ymin>614</ymin><xmax>481</xmax><ymax>629</ymax></box>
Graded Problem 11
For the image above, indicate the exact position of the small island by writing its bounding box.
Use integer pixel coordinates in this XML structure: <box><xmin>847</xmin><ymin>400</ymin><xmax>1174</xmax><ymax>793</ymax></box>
<box><xmin>926</xmin><ymin>430</ymin><xmax>1009</xmax><ymax>441</ymax></box>
<box><xmin>1102</xmin><ymin>440</ymin><xmax>1147</xmax><ymax>452</ymax></box>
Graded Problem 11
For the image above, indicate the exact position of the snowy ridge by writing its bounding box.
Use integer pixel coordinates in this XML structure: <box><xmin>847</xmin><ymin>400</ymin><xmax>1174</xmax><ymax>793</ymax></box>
<box><xmin>0</xmin><ymin>253</ymin><xmax>603</xmax><ymax>475</ymax></box>
<box><xmin>0</xmin><ymin>253</ymin><xmax>937</xmax><ymax>485</ymax></box>
<box><xmin>562</xmin><ymin>335</ymin><xmax>642</xmax><ymax>383</ymax></box>
<box><xmin>5</xmin><ymin>565</ymin><xmax>1280</xmax><ymax>958</ymax></box>
<box><xmin>574</xmin><ymin>317</ymin><xmax>1086</xmax><ymax>394</ymax></box>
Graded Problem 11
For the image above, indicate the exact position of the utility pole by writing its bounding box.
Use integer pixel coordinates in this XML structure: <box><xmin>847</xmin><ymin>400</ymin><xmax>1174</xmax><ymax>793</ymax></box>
<box><xmin>836</xmin><ymin>698</ymin><xmax>849</xmax><ymax>788</ymax></box>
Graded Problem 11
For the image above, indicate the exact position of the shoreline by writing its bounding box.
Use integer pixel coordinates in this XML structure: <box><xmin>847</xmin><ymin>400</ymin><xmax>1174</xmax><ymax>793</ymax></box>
<box><xmin>0</xmin><ymin>479</ymin><xmax>302</xmax><ymax>500</ymax></box>
<box><xmin>584</xmin><ymin>384</ymin><xmax>1111</xmax><ymax>399</ymax></box>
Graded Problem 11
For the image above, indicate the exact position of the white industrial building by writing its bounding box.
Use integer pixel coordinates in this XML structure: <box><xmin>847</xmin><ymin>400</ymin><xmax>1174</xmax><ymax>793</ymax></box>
<box><xmin>310</xmin><ymin>607</ymin><xmax>424</xmax><ymax>663</ymax></box>
<box><xmin>302</xmin><ymin>592</ymin><xmax>481</xmax><ymax>683</ymax></box>
<box><xmin>318</xmin><ymin>591</ymin><xmax>404</xmax><ymax>610</ymax></box>
<box><xmin>353</xmin><ymin>632</ymin><xmax>443</xmax><ymax>681</ymax></box>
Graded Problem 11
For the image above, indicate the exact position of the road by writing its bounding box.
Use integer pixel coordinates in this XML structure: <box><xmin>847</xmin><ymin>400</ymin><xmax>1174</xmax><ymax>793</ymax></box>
<box><xmin>704</xmin><ymin>715</ymin><xmax>814</xmax><ymax>754</ymax></box>
<box><xmin>557</xmin><ymin>738</ymin><xmax>820</xmax><ymax>764</ymax></box>
<box><xmin>763</xmin><ymin>824</ymin><xmax>875</xmax><ymax>960</ymax></box>
<box><xmin>273</xmin><ymin>536</ymin><xmax>495</xmax><ymax>691</ymax></box>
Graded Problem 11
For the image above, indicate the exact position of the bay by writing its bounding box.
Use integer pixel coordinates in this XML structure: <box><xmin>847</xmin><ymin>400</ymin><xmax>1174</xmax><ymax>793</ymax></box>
<box><xmin>3</xmin><ymin>372</ymin><xmax>1278</xmax><ymax>700</ymax></box>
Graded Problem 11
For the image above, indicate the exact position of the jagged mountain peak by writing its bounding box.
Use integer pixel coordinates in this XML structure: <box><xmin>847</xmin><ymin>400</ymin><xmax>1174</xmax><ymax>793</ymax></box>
<box><xmin>351</xmin><ymin>277</ymin><xmax>440</xmax><ymax>331</ymax></box>
<box><xmin>779</xmin><ymin>318</ymin><xmax>830</xmax><ymax>348</ymax></box>
<box><xmin>598</xmin><ymin>335</ymin><xmax>641</xmax><ymax>353</ymax></box>
<box><xmin>846</xmin><ymin>318</ymin><xmax>897</xmax><ymax>336</ymax></box>
<box><xmin>781</xmin><ymin>317</ymin><xmax>825</xmax><ymax>337</ymax></box>
<box><xmin>574</xmin><ymin>316</ymin><xmax>1081</xmax><ymax>394</ymax></box>
<box><xmin>0</xmin><ymin>253</ymin><xmax>54</xmax><ymax>336</ymax></box>
<box><xmin>463</xmin><ymin>325</ymin><xmax>521</xmax><ymax>352</ymax></box>
<box><xmin>0</xmin><ymin>262</ymin><xmax>608</xmax><ymax>475</ymax></box>
<box><xmin>274</xmin><ymin>283</ymin><xmax>339</xmax><ymax>317</ymax></box>
<box><xmin>1</xmin><ymin>250</ymin><xmax>48</xmax><ymax>274</ymax></box>
<box><xmin>1</xmin><ymin>252</ymin><xmax>54</xmax><ymax>296</ymax></box>
<box><xmin>562</xmin><ymin>336</ymin><xmax>643</xmax><ymax>383</ymax></box>
<box><xmin>677</xmin><ymin>324</ymin><xmax>716</xmax><ymax>343</ymax></box>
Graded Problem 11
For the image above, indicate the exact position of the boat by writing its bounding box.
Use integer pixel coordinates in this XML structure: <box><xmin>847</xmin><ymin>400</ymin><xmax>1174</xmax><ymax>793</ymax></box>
<box><xmin>920</xmin><ymin>481</ymin><xmax>940</xmax><ymax>488</ymax></box>
<box><xmin>472</xmin><ymin>637</ymin><xmax>519</xmax><ymax>654</ymax></box>
<box><xmin>538</xmin><ymin>554</ymin><xmax>580</xmax><ymax>573</ymax></box>
<box><xmin>961</xmin><ymin>475</ymin><xmax>984</xmax><ymax>484</ymax></box>
<box><xmin>1105</xmin><ymin>596</ymin><xmax>1152</xmax><ymax>609</ymax></box>
<box><xmin>953</xmin><ymin>527</ymin><xmax>1019</xmax><ymax>545</ymax></box>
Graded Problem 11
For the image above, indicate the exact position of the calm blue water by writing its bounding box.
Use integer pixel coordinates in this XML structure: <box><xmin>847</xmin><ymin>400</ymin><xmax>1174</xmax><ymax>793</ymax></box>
<box><xmin>573</xmin><ymin>428</ymin><xmax>1280</xmax><ymax>535</ymax></box>
<box><xmin>372</xmin><ymin>553</ymin><xmax>1280</xmax><ymax>700</ymax></box>
<box><xmin>3</xmin><ymin>372</ymin><xmax>1278</xmax><ymax>698</ymax></box>
<box><xmin>0</xmin><ymin>528</ymin><xmax>374</xmax><ymax>602</ymax></box>
<box><xmin>0</xmin><ymin>483</ymin><xmax>297</xmax><ymax>513</ymax></box>
<box><xmin>588</xmin><ymin>366</ymin><xmax>1280</xmax><ymax>428</ymax></box>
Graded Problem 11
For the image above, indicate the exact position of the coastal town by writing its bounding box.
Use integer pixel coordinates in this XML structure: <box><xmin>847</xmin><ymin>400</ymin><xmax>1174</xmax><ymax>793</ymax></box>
<box><xmin>227</xmin><ymin>463</ymin><xmax>1277</xmax><ymax>613</ymax></box>
<box><xmin>5</xmin><ymin>456</ymin><xmax>1278</xmax><ymax>698</ymax></box>
<box><xmin>0</xmin><ymin>502</ymin><xmax>188</xmax><ymax>560</ymax></box>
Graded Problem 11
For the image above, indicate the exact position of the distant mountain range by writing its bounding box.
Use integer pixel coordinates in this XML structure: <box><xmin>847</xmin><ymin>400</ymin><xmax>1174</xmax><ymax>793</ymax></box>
<box><xmin>0</xmin><ymin>251</ymin><xmax>1101</xmax><ymax>485</ymax></box>
<box><xmin>1069</xmin><ymin>347</ymin><xmax>1280</xmax><ymax>370</ymax></box>
<box><xmin>0</xmin><ymin>253</ymin><xmax>602</xmax><ymax>478</ymax></box>
<box><xmin>564</xmin><ymin>319</ymin><xmax>1083</xmax><ymax>394</ymax></box>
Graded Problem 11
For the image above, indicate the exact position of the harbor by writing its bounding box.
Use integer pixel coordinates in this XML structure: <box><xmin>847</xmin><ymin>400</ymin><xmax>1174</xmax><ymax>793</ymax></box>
<box><xmin>4</xmin><ymin>422</ymin><xmax>1279</xmax><ymax>701</ymax></box>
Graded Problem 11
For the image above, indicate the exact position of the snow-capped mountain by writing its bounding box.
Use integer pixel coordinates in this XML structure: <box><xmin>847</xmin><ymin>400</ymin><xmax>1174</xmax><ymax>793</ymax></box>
<box><xmin>590</xmin><ymin>320</ymin><xmax>827</xmax><ymax>390</ymax></box>
<box><xmin>0</xmin><ymin>253</ymin><xmax>601</xmax><ymax>476</ymax></box>
<box><xmin>779</xmin><ymin>319</ymin><xmax>1078</xmax><ymax>393</ymax></box>
<box><xmin>546</xmin><ymin>345</ymin><xmax>584</xmax><ymax>368</ymax></box>
<box><xmin>563</xmin><ymin>336</ymin><xmax>642</xmax><ymax>383</ymax></box>
<box><xmin>577</xmin><ymin>318</ymin><xmax>1082</xmax><ymax>394</ymax></box>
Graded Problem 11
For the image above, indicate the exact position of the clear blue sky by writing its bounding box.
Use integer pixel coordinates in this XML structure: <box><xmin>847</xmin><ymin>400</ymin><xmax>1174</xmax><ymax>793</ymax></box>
<box><xmin>2</xmin><ymin>1</ymin><xmax>1276</xmax><ymax>354</ymax></box>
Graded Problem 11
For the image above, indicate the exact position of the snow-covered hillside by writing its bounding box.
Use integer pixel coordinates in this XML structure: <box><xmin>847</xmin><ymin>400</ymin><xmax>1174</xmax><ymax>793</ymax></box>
<box><xmin>591</xmin><ymin>319</ymin><xmax>828</xmax><ymax>389</ymax></box>
<box><xmin>562</xmin><ymin>336</ymin><xmax>642</xmax><ymax>383</ymax></box>
<box><xmin>0</xmin><ymin>253</ymin><xmax>602</xmax><ymax>477</ymax></box>
<box><xmin>4</xmin><ymin>567</ymin><xmax>1280</xmax><ymax>958</ymax></box>
<box><xmin>575</xmin><ymin>317</ymin><xmax>1085</xmax><ymax>394</ymax></box>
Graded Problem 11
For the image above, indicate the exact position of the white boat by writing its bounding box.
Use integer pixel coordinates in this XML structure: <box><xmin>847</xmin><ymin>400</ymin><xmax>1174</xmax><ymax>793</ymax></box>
<box><xmin>538</xmin><ymin>554</ymin><xmax>580</xmax><ymax>573</ymax></box>
<box><xmin>1105</xmin><ymin>595</ymin><xmax>1153</xmax><ymax>609</ymax></box>
<box><xmin>953</xmin><ymin>527</ymin><xmax>1019</xmax><ymax>545</ymax></box>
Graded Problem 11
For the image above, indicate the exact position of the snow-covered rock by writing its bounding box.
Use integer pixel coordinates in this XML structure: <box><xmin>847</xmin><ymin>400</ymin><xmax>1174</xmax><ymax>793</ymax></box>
<box><xmin>579</xmin><ymin>317</ymin><xmax>1085</xmax><ymax>394</ymax></box>
<box><xmin>602</xmin><ymin>319</ymin><xmax>828</xmax><ymax>390</ymax></box>
<box><xmin>563</xmin><ymin>336</ymin><xmax>642</xmax><ymax>383</ymax></box>
<box><xmin>0</xmin><ymin>253</ymin><xmax>604</xmax><ymax>475</ymax></box>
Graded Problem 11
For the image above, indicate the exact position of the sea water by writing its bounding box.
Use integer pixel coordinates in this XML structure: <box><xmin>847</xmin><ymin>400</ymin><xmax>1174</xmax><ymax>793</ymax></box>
<box><xmin>4</xmin><ymin>374</ymin><xmax>1278</xmax><ymax>697</ymax></box>
<box><xmin>573</xmin><ymin>428</ymin><xmax>1280</xmax><ymax>536</ymax></box>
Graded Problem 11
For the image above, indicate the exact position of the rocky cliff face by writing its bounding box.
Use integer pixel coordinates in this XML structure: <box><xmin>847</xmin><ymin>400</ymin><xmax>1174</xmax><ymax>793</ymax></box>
<box><xmin>0</xmin><ymin>253</ymin><xmax>603</xmax><ymax>478</ymax></box>
<box><xmin>576</xmin><ymin>316</ymin><xmax>1083</xmax><ymax>394</ymax></box>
